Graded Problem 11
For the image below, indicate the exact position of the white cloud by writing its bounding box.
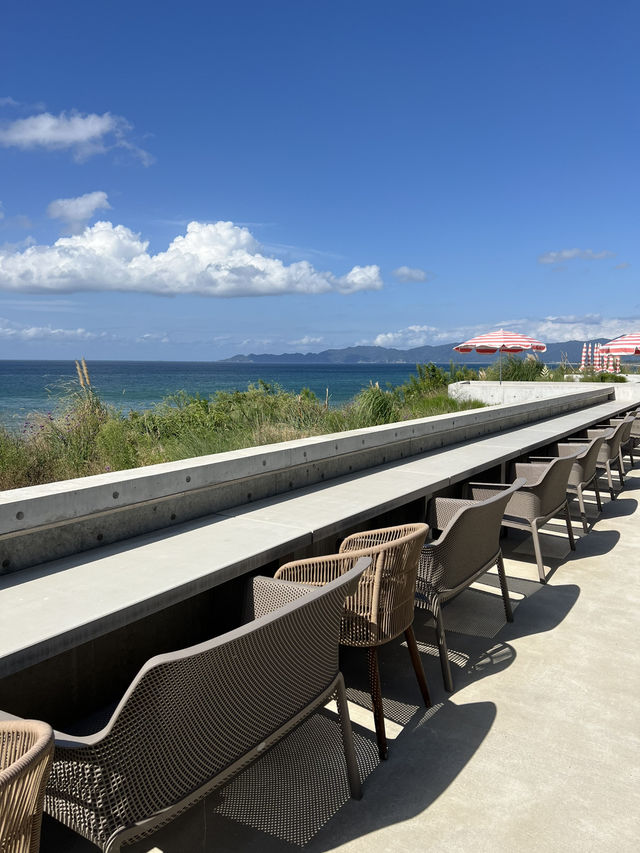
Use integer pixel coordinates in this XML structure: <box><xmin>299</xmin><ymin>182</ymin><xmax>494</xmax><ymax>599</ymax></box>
<box><xmin>136</xmin><ymin>332</ymin><xmax>170</xmax><ymax>344</ymax></box>
<box><xmin>0</xmin><ymin>110</ymin><xmax>152</xmax><ymax>164</ymax></box>
<box><xmin>0</xmin><ymin>97</ymin><xmax>19</xmax><ymax>107</ymax></box>
<box><xmin>0</xmin><ymin>316</ymin><xmax>104</xmax><ymax>342</ymax></box>
<box><xmin>392</xmin><ymin>265</ymin><xmax>430</xmax><ymax>283</ymax></box>
<box><xmin>290</xmin><ymin>335</ymin><xmax>324</xmax><ymax>346</ymax></box>
<box><xmin>614</xmin><ymin>262</ymin><xmax>630</xmax><ymax>270</ymax></box>
<box><xmin>0</xmin><ymin>220</ymin><xmax>383</xmax><ymax>298</ymax></box>
<box><xmin>47</xmin><ymin>191</ymin><xmax>111</xmax><ymax>234</ymax></box>
<box><xmin>538</xmin><ymin>248</ymin><xmax>614</xmax><ymax>265</ymax></box>
<box><xmin>514</xmin><ymin>314</ymin><xmax>635</xmax><ymax>343</ymax></box>
<box><xmin>366</xmin><ymin>314</ymin><xmax>638</xmax><ymax>350</ymax></box>
<box><xmin>0</xmin><ymin>201</ymin><xmax>4</xmax><ymax>220</ymax></box>
<box><xmin>369</xmin><ymin>325</ymin><xmax>444</xmax><ymax>348</ymax></box>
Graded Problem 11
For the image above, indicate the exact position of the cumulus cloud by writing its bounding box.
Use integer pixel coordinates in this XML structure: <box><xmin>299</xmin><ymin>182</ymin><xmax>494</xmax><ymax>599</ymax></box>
<box><xmin>0</xmin><ymin>220</ymin><xmax>383</xmax><ymax>298</ymax></box>
<box><xmin>0</xmin><ymin>316</ymin><xmax>104</xmax><ymax>342</ymax></box>
<box><xmin>515</xmin><ymin>314</ymin><xmax>634</xmax><ymax>343</ymax></box>
<box><xmin>538</xmin><ymin>248</ymin><xmax>614</xmax><ymax>265</ymax></box>
<box><xmin>290</xmin><ymin>335</ymin><xmax>324</xmax><ymax>346</ymax></box>
<box><xmin>392</xmin><ymin>265</ymin><xmax>430</xmax><ymax>283</ymax></box>
<box><xmin>370</xmin><ymin>325</ymin><xmax>444</xmax><ymax>348</ymax></box>
<box><xmin>0</xmin><ymin>110</ymin><xmax>152</xmax><ymax>164</ymax></box>
<box><xmin>47</xmin><ymin>191</ymin><xmax>111</xmax><ymax>234</ymax></box>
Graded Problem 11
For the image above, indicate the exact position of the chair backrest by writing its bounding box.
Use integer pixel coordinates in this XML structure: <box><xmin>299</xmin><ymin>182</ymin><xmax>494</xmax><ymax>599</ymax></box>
<box><xmin>513</xmin><ymin>453</ymin><xmax>578</xmax><ymax>518</ymax></box>
<box><xmin>557</xmin><ymin>436</ymin><xmax>605</xmax><ymax>485</ymax></box>
<box><xmin>595</xmin><ymin>420</ymin><xmax>626</xmax><ymax>460</ymax></box>
<box><xmin>338</xmin><ymin>523</ymin><xmax>429</xmax><ymax>645</ymax></box>
<box><xmin>46</xmin><ymin>562</ymin><xmax>365</xmax><ymax>850</ymax></box>
<box><xmin>0</xmin><ymin>720</ymin><xmax>53</xmax><ymax>853</ymax></box>
<box><xmin>427</xmin><ymin>480</ymin><xmax>524</xmax><ymax>592</ymax></box>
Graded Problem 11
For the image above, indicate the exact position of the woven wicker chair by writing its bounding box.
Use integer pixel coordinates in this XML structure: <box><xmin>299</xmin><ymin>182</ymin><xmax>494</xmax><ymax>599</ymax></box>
<box><xmin>0</xmin><ymin>720</ymin><xmax>54</xmax><ymax>853</ymax></box>
<box><xmin>21</xmin><ymin>562</ymin><xmax>369</xmax><ymax>853</ymax></box>
<box><xmin>275</xmin><ymin>524</ymin><xmax>430</xmax><ymax>761</ymax></box>
<box><xmin>468</xmin><ymin>452</ymin><xmax>581</xmax><ymax>583</ymax></box>
<box><xmin>530</xmin><ymin>435</ymin><xmax>605</xmax><ymax>533</ymax></box>
<box><xmin>415</xmin><ymin>479</ymin><xmax>525</xmax><ymax>692</ymax></box>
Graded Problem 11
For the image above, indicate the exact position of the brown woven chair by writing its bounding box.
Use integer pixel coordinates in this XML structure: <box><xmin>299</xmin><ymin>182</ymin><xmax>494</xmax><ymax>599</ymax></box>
<box><xmin>0</xmin><ymin>720</ymin><xmax>54</xmax><ymax>853</ymax></box>
<box><xmin>530</xmin><ymin>435</ymin><xmax>605</xmax><ymax>533</ymax></box>
<box><xmin>468</xmin><ymin>452</ymin><xmax>581</xmax><ymax>583</ymax></box>
<box><xmin>566</xmin><ymin>421</ymin><xmax>627</xmax><ymax>500</ymax></box>
<box><xmin>605</xmin><ymin>415</ymin><xmax>636</xmax><ymax>471</ymax></box>
<box><xmin>415</xmin><ymin>479</ymin><xmax>525</xmax><ymax>692</ymax></box>
<box><xmin>275</xmin><ymin>524</ymin><xmax>430</xmax><ymax>761</ymax></box>
<box><xmin>28</xmin><ymin>562</ymin><xmax>369</xmax><ymax>852</ymax></box>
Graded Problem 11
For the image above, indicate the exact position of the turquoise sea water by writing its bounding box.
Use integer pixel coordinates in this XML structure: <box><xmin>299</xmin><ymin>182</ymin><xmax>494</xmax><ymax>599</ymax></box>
<box><xmin>0</xmin><ymin>360</ymin><xmax>487</xmax><ymax>430</ymax></box>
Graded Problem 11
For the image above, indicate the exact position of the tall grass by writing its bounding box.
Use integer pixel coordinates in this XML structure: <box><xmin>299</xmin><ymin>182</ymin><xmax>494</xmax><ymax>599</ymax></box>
<box><xmin>0</xmin><ymin>364</ymin><xmax>484</xmax><ymax>490</ymax></box>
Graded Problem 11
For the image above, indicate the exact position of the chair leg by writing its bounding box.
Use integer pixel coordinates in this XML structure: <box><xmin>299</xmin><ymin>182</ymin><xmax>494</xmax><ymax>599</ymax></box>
<box><xmin>577</xmin><ymin>485</ymin><xmax>588</xmax><ymax>534</ymax></box>
<box><xmin>618</xmin><ymin>447</ymin><xmax>626</xmax><ymax>478</ymax></box>
<box><xmin>496</xmin><ymin>553</ymin><xmax>513</xmax><ymax>622</ymax></box>
<box><xmin>594</xmin><ymin>478</ymin><xmax>603</xmax><ymax>512</ymax></box>
<box><xmin>433</xmin><ymin>601</ymin><xmax>454</xmax><ymax>693</ymax></box>
<box><xmin>531</xmin><ymin>524</ymin><xmax>546</xmax><ymax>583</ymax></box>
<box><xmin>404</xmin><ymin>626</ymin><xmax>431</xmax><ymax>707</ymax></box>
<box><xmin>367</xmin><ymin>647</ymin><xmax>388</xmax><ymax>761</ymax></box>
<box><xmin>617</xmin><ymin>457</ymin><xmax>625</xmax><ymax>488</ymax></box>
<box><xmin>335</xmin><ymin>672</ymin><xmax>362</xmax><ymax>799</ymax></box>
<box><xmin>606</xmin><ymin>462</ymin><xmax>616</xmax><ymax>500</ymax></box>
<box><xmin>564</xmin><ymin>502</ymin><xmax>576</xmax><ymax>550</ymax></box>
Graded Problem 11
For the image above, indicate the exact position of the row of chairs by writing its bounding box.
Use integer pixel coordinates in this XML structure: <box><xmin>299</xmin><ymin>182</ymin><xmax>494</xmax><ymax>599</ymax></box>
<box><xmin>2</xmin><ymin>408</ymin><xmax>638</xmax><ymax>851</ymax></box>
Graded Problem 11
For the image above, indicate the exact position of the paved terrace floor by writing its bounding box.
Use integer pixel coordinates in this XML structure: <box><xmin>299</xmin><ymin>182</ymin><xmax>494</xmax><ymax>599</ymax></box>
<box><xmin>43</xmin><ymin>462</ymin><xmax>640</xmax><ymax>853</ymax></box>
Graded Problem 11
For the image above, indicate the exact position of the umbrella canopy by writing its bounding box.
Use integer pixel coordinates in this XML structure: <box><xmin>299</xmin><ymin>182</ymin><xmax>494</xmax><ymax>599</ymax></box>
<box><xmin>454</xmin><ymin>329</ymin><xmax>547</xmax><ymax>384</ymax></box>
<box><xmin>454</xmin><ymin>329</ymin><xmax>547</xmax><ymax>354</ymax></box>
<box><xmin>579</xmin><ymin>342</ymin><xmax>587</xmax><ymax>371</ymax></box>
<box><xmin>599</xmin><ymin>333</ymin><xmax>640</xmax><ymax>355</ymax></box>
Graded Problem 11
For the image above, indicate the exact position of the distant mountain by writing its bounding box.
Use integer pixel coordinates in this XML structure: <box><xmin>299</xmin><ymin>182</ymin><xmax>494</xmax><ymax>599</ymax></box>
<box><xmin>220</xmin><ymin>340</ymin><xmax>606</xmax><ymax>365</ymax></box>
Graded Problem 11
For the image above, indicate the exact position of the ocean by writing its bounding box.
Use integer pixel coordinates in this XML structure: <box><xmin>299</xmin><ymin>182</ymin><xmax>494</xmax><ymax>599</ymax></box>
<box><xmin>0</xmin><ymin>360</ymin><xmax>484</xmax><ymax>430</ymax></box>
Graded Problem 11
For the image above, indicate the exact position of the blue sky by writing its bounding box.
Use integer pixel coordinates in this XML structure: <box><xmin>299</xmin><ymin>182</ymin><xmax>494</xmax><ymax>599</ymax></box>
<box><xmin>0</xmin><ymin>0</ymin><xmax>638</xmax><ymax>360</ymax></box>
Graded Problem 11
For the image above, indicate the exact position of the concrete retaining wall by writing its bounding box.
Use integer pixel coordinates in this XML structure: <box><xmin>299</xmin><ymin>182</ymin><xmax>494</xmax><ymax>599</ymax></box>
<box><xmin>0</xmin><ymin>385</ymin><xmax>614</xmax><ymax>574</ymax></box>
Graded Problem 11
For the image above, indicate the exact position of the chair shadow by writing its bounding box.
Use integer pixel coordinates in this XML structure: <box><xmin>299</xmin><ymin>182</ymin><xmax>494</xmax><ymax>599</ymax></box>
<box><xmin>122</xmin><ymin>697</ymin><xmax>498</xmax><ymax>853</ymax></box>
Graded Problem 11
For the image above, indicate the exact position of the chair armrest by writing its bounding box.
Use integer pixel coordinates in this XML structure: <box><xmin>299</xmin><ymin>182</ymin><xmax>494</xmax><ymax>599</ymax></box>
<box><xmin>244</xmin><ymin>575</ymin><xmax>315</xmax><ymax>622</ymax></box>
<box><xmin>275</xmin><ymin>552</ymin><xmax>365</xmax><ymax>586</ymax></box>
<box><xmin>528</xmin><ymin>456</ymin><xmax>554</xmax><ymax>461</ymax></box>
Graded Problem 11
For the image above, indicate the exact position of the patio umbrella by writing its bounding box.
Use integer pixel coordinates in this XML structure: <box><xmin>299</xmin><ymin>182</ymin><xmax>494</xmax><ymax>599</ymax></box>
<box><xmin>599</xmin><ymin>333</ymin><xmax>640</xmax><ymax>355</ymax></box>
<box><xmin>454</xmin><ymin>329</ymin><xmax>547</xmax><ymax>384</ymax></box>
<box><xmin>579</xmin><ymin>342</ymin><xmax>587</xmax><ymax>372</ymax></box>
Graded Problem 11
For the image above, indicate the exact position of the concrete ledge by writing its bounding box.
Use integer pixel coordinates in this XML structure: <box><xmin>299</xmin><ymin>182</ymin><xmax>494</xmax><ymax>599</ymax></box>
<box><xmin>0</xmin><ymin>385</ymin><xmax>615</xmax><ymax>573</ymax></box>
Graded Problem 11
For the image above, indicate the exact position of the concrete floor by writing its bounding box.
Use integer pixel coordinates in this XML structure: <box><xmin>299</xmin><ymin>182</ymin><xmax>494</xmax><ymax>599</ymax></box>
<box><xmin>42</xmin><ymin>466</ymin><xmax>640</xmax><ymax>853</ymax></box>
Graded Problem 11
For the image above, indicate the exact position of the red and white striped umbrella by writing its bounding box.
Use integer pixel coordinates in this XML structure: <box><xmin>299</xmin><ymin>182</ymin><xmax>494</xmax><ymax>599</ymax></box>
<box><xmin>454</xmin><ymin>329</ymin><xmax>546</xmax><ymax>384</ymax></box>
<box><xmin>615</xmin><ymin>356</ymin><xmax>621</xmax><ymax>374</ymax></box>
<box><xmin>594</xmin><ymin>343</ymin><xmax>602</xmax><ymax>373</ymax></box>
<box><xmin>454</xmin><ymin>329</ymin><xmax>547</xmax><ymax>354</ymax></box>
<box><xmin>587</xmin><ymin>343</ymin><xmax>593</xmax><ymax>368</ymax></box>
<box><xmin>579</xmin><ymin>342</ymin><xmax>587</xmax><ymax>371</ymax></box>
<box><xmin>599</xmin><ymin>333</ymin><xmax>640</xmax><ymax>355</ymax></box>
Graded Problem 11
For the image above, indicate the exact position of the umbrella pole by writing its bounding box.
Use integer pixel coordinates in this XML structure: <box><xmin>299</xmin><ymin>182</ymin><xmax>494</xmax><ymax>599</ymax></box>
<box><xmin>499</xmin><ymin>351</ymin><xmax>502</xmax><ymax>384</ymax></box>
